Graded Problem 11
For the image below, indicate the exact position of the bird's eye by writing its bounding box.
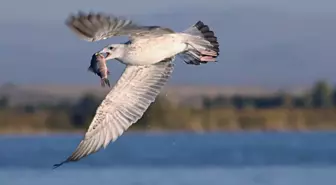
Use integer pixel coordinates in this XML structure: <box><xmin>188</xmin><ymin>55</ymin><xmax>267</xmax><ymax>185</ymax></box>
<box><xmin>109</xmin><ymin>46</ymin><xmax>114</xmax><ymax>50</ymax></box>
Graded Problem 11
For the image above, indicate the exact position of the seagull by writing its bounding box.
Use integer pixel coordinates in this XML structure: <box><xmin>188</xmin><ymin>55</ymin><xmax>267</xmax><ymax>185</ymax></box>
<box><xmin>53</xmin><ymin>12</ymin><xmax>220</xmax><ymax>168</ymax></box>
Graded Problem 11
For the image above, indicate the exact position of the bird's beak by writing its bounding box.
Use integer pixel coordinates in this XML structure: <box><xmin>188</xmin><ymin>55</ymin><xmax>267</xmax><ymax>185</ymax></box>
<box><xmin>98</xmin><ymin>48</ymin><xmax>112</xmax><ymax>59</ymax></box>
<box><xmin>105</xmin><ymin>52</ymin><xmax>111</xmax><ymax>59</ymax></box>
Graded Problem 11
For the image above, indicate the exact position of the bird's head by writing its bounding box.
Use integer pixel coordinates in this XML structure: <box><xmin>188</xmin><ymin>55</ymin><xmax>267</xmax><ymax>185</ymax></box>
<box><xmin>98</xmin><ymin>44</ymin><xmax>124</xmax><ymax>60</ymax></box>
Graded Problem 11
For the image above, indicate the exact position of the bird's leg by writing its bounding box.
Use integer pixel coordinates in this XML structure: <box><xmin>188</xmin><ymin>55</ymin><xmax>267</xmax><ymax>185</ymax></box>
<box><xmin>200</xmin><ymin>50</ymin><xmax>218</xmax><ymax>57</ymax></box>
<box><xmin>199</xmin><ymin>49</ymin><xmax>217</xmax><ymax>62</ymax></box>
<box><xmin>200</xmin><ymin>56</ymin><xmax>217</xmax><ymax>62</ymax></box>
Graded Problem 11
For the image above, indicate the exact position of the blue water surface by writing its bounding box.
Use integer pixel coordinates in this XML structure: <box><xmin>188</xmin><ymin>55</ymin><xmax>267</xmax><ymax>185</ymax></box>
<box><xmin>1</xmin><ymin>132</ymin><xmax>336</xmax><ymax>185</ymax></box>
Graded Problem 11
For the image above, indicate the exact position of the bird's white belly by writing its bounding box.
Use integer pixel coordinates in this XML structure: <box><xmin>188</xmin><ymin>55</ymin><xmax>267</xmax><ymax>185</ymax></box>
<box><xmin>121</xmin><ymin>35</ymin><xmax>187</xmax><ymax>65</ymax></box>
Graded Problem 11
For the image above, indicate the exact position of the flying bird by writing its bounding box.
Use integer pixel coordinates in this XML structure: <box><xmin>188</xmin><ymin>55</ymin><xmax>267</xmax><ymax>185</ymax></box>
<box><xmin>53</xmin><ymin>11</ymin><xmax>220</xmax><ymax>168</ymax></box>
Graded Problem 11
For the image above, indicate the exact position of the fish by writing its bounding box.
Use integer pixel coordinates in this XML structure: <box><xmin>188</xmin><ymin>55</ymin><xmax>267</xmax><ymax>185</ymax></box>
<box><xmin>88</xmin><ymin>53</ymin><xmax>111</xmax><ymax>87</ymax></box>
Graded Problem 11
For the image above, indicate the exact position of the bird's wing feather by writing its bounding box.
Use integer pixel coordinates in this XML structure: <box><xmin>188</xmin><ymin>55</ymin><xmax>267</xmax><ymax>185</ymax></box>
<box><xmin>53</xmin><ymin>58</ymin><xmax>174</xmax><ymax>168</ymax></box>
<box><xmin>65</xmin><ymin>12</ymin><xmax>174</xmax><ymax>42</ymax></box>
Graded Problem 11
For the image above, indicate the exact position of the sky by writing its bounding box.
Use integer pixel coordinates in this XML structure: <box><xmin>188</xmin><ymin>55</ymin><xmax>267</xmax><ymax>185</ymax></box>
<box><xmin>1</xmin><ymin>0</ymin><xmax>335</xmax><ymax>21</ymax></box>
<box><xmin>0</xmin><ymin>0</ymin><xmax>336</xmax><ymax>87</ymax></box>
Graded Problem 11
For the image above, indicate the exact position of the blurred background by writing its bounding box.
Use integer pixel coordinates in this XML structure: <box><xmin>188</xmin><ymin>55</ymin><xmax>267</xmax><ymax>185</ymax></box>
<box><xmin>1</xmin><ymin>0</ymin><xmax>336</xmax><ymax>184</ymax></box>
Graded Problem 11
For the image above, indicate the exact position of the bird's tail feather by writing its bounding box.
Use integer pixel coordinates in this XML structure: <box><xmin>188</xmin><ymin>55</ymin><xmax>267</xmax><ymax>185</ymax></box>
<box><xmin>180</xmin><ymin>21</ymin><xmax>220</xmax><ymax>65</ymax></box>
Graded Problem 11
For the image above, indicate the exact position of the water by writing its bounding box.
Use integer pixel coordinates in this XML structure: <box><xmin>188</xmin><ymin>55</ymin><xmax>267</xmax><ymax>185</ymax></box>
<box><xmin>1</xmin><ymin>132</ymin><xmax>336</xmax><ymax>185</ymax></box>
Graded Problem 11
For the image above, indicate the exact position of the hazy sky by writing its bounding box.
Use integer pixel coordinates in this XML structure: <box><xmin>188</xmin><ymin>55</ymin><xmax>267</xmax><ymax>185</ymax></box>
<box><xmin>1</xmin><ymin>0</ymin><xmax>335</xmax><ymax>22</ymax></box>
<box><xmin>0</xmin><ymin>0</ymin><xmax>336</xmax><ymax>87</ymax></box>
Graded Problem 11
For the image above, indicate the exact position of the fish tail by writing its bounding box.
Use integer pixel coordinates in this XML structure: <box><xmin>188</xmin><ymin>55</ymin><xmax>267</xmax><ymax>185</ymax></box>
<box><xmin>100</xmin><ymin>79</ymin><xmax>105</xmax><ymax>87</ymax></box>
<box><xmin>104</xmin><ymin>78</ymin><xmax>110</xmax><ymax>87</ymax></box>
<box><xmin>101</xmin><ymin>78</ymin><xmax>110</xmax><ymax>87</ymax></box>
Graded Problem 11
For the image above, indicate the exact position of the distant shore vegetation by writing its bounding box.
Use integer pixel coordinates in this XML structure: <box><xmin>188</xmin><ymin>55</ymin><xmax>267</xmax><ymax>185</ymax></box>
<box><xmin>1</xmin><ymin>80</ymin><xmax>336</xmax><ymax>134</ymax></box>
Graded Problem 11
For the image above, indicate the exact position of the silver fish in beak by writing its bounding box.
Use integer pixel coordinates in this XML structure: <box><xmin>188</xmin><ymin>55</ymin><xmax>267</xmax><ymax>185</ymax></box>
<box><xmin>88</xmin><ymin>53</ymin><xmax>110</xmax><ymax>87</ymax></box>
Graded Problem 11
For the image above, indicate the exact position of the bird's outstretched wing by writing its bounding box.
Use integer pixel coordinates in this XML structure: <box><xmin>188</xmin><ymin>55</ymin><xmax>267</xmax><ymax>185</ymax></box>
<box><xmin>65</xmin><ymin>12</ymin><xmax>174</xmax><ymax>42</ymax></box>
<box><xmin>53</xmin><ymin>58</ymin><xmax>174</xmax><ymax>168</ymax></box>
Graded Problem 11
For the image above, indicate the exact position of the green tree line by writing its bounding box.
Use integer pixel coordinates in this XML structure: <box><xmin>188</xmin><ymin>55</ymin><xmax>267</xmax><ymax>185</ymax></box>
<box><xmin>1</xmin><ymin>80</ymin><xmax>336</xmax><ymax>133</ymax></box>
<box><xmin>203</xmin><ymin>80</ymin><xmax>335</xmax><ymax>109</ymax></box>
